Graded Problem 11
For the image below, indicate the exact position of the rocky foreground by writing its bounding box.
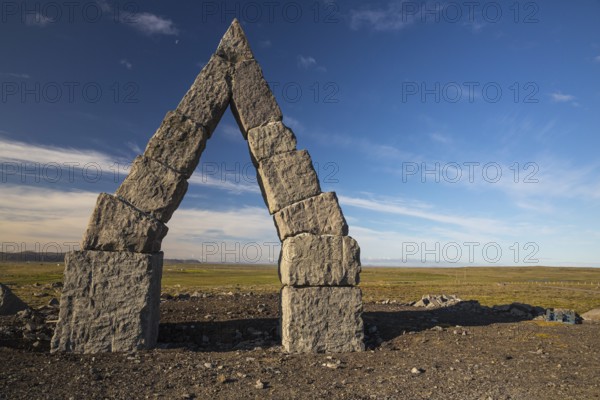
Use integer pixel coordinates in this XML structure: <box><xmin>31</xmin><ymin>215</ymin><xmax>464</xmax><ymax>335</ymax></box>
<box><xmin>1</xmin><ymin>292</ymin><xmax>599</xmax><ymax>399</ymax></box>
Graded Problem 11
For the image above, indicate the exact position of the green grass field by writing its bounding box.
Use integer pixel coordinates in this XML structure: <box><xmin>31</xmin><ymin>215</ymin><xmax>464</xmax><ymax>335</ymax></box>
<box><xmin>1</xmin><ymin>262</ymin><xmax>599</xmax><ymax>313</ymax></box>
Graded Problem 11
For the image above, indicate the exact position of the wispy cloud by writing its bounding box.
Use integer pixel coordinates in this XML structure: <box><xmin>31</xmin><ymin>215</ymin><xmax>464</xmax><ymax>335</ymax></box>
<box><xmin>429</xmin><ymin>132</ymin><xmax>451</xmax><ymax>144</ymax></box>
<box><xmin>0</xmin><ymin>137</ymin><xmax>259</xmax><ymax>194</ymax></box>
<box><xmin>0</xmin><ymin>185</ymin><xmax>275</xmax><ymax>261</ymax></box>
<box><xmin>163</xmin><ymin>206</ymin><xmax>276</xmax><ymax>260</ymax></box>
<box><xmin>550</xmin><ymin>92</ymin><xmax>576</xmax><ymax>103</ymax></box>
<box><xmin>123</xmin><ymin>12</ymin><xmax>179</xmax><ymax>36</ymax></box>
<box><xmin>0</xmin><ymin>136</ymin><xmax>129</xmax><ymax>170</ymax></box>
<box><xmin>188</xmin><ymin>174</ymin><xmax>260</xmax><ymax>195</ymax></box>
<box><xmin>259</xmin><ymin>40</ymin><xmax>272</xmax><ymax>48</ymax></box>
<box><xmin>125</xmin><ymin>141</ymin><xmax>142</xmax><ymax>154</ymax></box>
<box><xmin>339</xmin><ymin>194</ymin><xmax>514</xmax><ymax>236</ymax></box>
<box><xmin>25</xmin><ymin>13</ymin><xmax>53</xmax><ymax>27</ymax></box>
<box><xmin>0</xmin><ymin>185</ymin><xmax>98</xmax><ymax>246</ymax></box>
<box><xmin>96</xmin><ymin>0</ymin><xmax>112</xmax><ymax>12</ymax></box>
<box><xmin>297</xmin><ymin>55</ymin><xmax>326</xmax><ymax>72</ymax></box>
<box><xmin>297</xmin><ymin>55</ymin><xmax>317</xmax><ymax>69</ymax></box>
<box><xmin>219</xmin><ymin>123</ymin><xmax>243</xmax><ymax>141</ymax></box>
<box><xmin>283</xmin><ymin>116</ymin><xmax>303</xmax><ymax>132</ymax></box>
<box><xmin>349</xmin><ymin>1</ymin><xmax>421</xmax><ymax>32</ymax></box>
<box><xmin>0</xmin><ymin>72</ymin><xmax>30</xmax><ymax>79</ymax></box>
<box><xmin>120</xmin><ymin>59</ymin><xmax>133</xmax><ymax>70</ymax></box>
<box><xmin>97</xmin><ymin>2</ymin><xmax>178</xmax><ymax>36</ymax></box>
<box><xmin>305</xmin><ymin>128</ymin><xmax>416</xmax><ymax>162</ymax></box>
<box><xmin>594</xmin><ymin>55</ymin><xmax>600</xmax><ymax>63</ymax></box>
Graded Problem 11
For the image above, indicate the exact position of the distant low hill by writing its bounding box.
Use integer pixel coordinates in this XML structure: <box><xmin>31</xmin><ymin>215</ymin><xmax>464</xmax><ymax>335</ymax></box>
<box><xmin>0</xmin><ymin>251</ymin><xmax>65</xmax><ymax>262</ymax></box>
<box><xmin>0</xmin><ymin>252</ymin><xmax>200</xmax><ymax>264</ymax></box>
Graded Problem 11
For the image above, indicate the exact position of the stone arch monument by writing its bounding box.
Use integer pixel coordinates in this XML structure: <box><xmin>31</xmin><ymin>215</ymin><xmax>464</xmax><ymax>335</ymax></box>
<box><xmin>51</xmin><ymin>20</ymin><xmax>364</xmax><ymax>354</ymax></box>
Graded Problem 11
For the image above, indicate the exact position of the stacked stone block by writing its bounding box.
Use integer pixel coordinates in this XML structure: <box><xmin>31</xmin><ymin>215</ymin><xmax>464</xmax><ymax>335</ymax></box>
<box><xmin>52</xmin><ymin>19</ymin><xmax>363</xmax><ymax>354</ymax></box>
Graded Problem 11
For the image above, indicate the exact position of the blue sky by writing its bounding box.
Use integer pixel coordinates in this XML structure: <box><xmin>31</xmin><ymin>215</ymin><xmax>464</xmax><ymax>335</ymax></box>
<box><xmin>1</xmin><ymin>0</ymin><xmax>599</xmax><ymax>266</ymax></box>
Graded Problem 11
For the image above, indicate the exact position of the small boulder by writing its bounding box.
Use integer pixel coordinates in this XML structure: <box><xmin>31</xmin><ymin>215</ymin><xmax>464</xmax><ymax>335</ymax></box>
<box><xmin>0</xmin><ymin>283</ymin><xmax>29</xmax><ymax>316</ymax></box>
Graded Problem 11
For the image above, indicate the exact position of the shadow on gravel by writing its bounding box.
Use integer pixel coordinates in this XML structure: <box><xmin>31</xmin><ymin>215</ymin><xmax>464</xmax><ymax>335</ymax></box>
<box><xmin>363</xmin><ymin>303</ymin><xmax>542</xmax><ymax>346</ymax></box>
<box><xmin>158</xmin><ymin>317</ymin><xmax>279</xmax><ymax>352</ymax></box>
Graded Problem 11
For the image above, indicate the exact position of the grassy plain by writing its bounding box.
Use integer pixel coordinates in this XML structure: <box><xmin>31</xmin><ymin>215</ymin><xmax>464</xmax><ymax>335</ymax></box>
<box><xmin>1</xmin><ymin>262</ymin><xmax>599</xmax><ymax>313</ymax></box>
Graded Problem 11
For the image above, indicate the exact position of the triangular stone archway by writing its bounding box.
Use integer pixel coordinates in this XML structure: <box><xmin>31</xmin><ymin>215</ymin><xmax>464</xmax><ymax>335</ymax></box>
<box><xmin>51</xmin><ymin>20</ymin><xmax>364</xmax><ymax>354</ymax></box>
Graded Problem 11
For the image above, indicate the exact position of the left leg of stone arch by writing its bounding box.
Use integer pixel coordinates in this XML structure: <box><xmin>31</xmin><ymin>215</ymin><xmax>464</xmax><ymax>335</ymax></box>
<box><xmin>51</xmin><ymin>52</ymin><xmax>234</xmax><ymax>354</ymax></box>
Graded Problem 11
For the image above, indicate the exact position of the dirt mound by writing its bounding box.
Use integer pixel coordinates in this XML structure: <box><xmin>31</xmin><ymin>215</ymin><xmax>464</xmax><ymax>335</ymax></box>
<box><xmin>582</xmin><ymin>307</ymin><xmax>600</xmax><ymax>321</ymax></box>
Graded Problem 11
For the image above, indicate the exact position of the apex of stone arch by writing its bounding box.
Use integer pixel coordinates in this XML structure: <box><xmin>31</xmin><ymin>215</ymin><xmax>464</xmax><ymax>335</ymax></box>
<box><xmin>216</xmin><ymin>18</ymin><xmax>255</xmax><ymax>62</ymax></box>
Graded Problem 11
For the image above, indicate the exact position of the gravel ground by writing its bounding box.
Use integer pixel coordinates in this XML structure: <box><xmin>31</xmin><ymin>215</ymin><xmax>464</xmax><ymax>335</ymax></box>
<box><xmin>1</xmin><ymin>292</ymin><xmax>599</xmax><ymax>399</ymax></box>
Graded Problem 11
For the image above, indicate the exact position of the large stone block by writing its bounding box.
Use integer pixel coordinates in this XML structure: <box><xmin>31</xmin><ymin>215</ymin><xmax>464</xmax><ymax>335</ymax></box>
<box><xmin>257</xmin><ymin>150</ymin><xmax>321</xmax><ymax>214</ymax></box>
<box><xmin>177</xmin><ymin>54</ymin><xmax>232</xmax><ymax>135</ymax></box>
<box><xmin>281</xmin><ymin>286</ymin><xmax>364</xmax><ymax>353</ymax></box>
<box><xmin>273</xmin><ymin>192</ymin><xmax>348</xmax><ymax>241</ymax></box>
<box><xmin>231</xmin><ymin>59</ymin><xmax>282</xmax><ymax>137</ymax></box>
<box><xmin>0</xmin><ymin>283</ymin><xmax>28</xmax><ymax>316</ymax></box>
<box><xmin>216</xmin><ymin>19</ymin><xmax>254</xmax><ymax>62</ymax></box>
<box><xmin>144</xmin><ymin>110</ymin><xmax>209</xmax><ymax>178</ymax></box>
<box><xmin>51</xmin><ymin>250</ymin><xmax>163</xmax><ymax>353</ymax></box>
<box><xmin>116</xmin><ymin>155</ymin><xmax>188</xmax><ymax>223</ymax></box>
<box><xmin>280</xmin><ymin>234</ymin><xmax>360</xmax><ymax>286</ymax></box>
<box><xmin>82</xmin><ymin>193</ymin><xmax>168</xmax><ymax>254</ymax></box>
<box><xmin>247</xmin><ymin>121</ymin><xmax>297</xmax><ymax>165</ymax></box>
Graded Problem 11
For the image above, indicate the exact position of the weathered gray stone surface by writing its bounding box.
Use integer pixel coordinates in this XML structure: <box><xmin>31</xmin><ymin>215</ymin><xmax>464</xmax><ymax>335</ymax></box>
<box><xmin>281</xmin><ymin>286</ymin><xmax>364</xmax><ymax>353</ymax></box>
<box><xmin>0</xmin><ymin>283</ymin><xmax>28</xmax><ymax>316</ymax></box>
<box><xmin>144</xmin><ymin>110</ymin><xmax>209</xmax><ymax>178</ymax></box>
<box><xmin>216</xmin><ymin>18</ymin><xmax>254</xmax><ymax>62</ymax></box>
<box><xmin>273</xmin><ymin>192</ymin><xmax>348</xmax><ymax>241</ymax></box>
<box><xmin>280</xmin><ymin>234</ymin><xmax>360</xmax><ymax>286</ymax></box>
<box><xmin>51</xmin><ymin>250</ymin><xmax>163</xmax><ymax>353</ymax></box>
<box><xmin>116</xmin><ymin>155</ymin><xmax>188</xmax><ymax>223</ymax></box>
<box><xmin>82</xmin><ymin>193</ymin><xmax>168</xmax><ymax>253</ymax></box>
<box><xmin>231</xmin><ymin>59</ymin><xmax>282</xmax><ymax>137</ymax></box>
<box><xmin>247</xmin><ymin>121</ymin><xmax>297</xmax><ymax>165</ymax></box>
<box><xmin>177</xmin><ymin>54</ymin><xmax>232</xmax><ymax>135</ymax></box>
<box><xmin>257</xmin><ymin>150</ymin><xmax>320</xmax><ymax>214</ymax></box>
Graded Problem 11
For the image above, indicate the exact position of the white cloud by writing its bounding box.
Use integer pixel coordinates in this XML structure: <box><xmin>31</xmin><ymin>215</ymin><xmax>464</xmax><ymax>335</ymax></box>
<box><xmin>305</xmin><ymin>128</ymin><xmax>416</xmax><ymax>162</ymax></box>
<box><xmin>125</xmin><ymin>141</ymin><xmax>142</xmax><ymax>154</ymax></box>
<box><xmin>488</xmin><ymin>157</ymin><xmax>600</xmax><ymax>202</ymax></box>
<box><xmin>349</xmin><ymin>1</ymin><xmax>420</xmax><ymax>31</ymax></box>
<box><xmin>429</xmin><ymin>132</ymin><xmax>451</xmax><ymax>144</ymax></box>
<box><xmin>163</xmin><ymin>206</ymin><xmax>277</xmax><ymax>261</ymax></box>
<box><xmin>219</xmin><ymin>123</ymin><xmax>243</xmax><ymax>141</ymax></box>
<box><xmin>0</xmin><ymin>136</ymin><xmax>129</xmax><ymax>171</ymax></box>
<box><xmin>25</xmin><ymin>13</ymin><xmax>53</xmax><ymax>27</ymax></box>
<box><xmin>0</xmin><ymin>186</ymin><xmax>98</xmax><ymax>247</ymax></box>
<box><xmin>120</xmin><ymin>59</ymin><xmax>133</xmax><ymax>70</ymax></box>
<box><xmin>339</xmin><ymin>194</ymin><xmax>514</xmax><ymax>236</ymax></box>
<box><xmin>96</xmin><ymin>0</ymin><xmax>112</xmax><ymax>12</ymax></box>
<box><xmin>188</xmin><ymin>174</ymin><xmax>260</xmax><ymax>195</ymax></box>
<box><xmin>283</xmin><ymin>116</ymin><xmax>304</xmax><ymax>132</ymax></box>
<box><xmin>0</xmin><ymin>185</ymin><xmax>276</xmax><ymax>262</ymax></box>
<box><xmin>550</xmin><ymin>92</ymin><xmax>575</xmax><ymax>103</ymax></box>
<box><xmin>297</xmin><ymin>55</ymin><xmax>317</xmax><ymax>69</ymax></box>
<box><xmin>0</xmin><ymin>137</ymin><xmax>260</xmax><ymax>195</ymax></box>
<box><xmin>123</xmin><ymin>12</ymin><xmax>179</xmax><ymax>36</ymax></box>
<box><xmin>94</xmin><ymin>1</ymin><xmax>178</xmax><ymax>36</ymax></box>
<box><xmin>0</xmin><ymin>72</ymin><xmax>30</xmax><ymax>79</ymax></box>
